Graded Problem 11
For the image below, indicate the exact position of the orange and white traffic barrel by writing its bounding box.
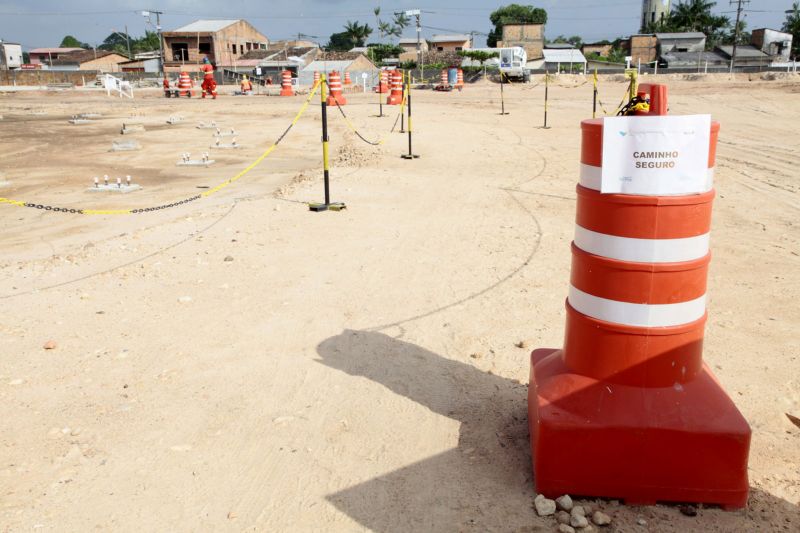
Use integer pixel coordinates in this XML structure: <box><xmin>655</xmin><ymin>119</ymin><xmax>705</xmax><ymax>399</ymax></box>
<box><xmin>313</xmin><ymin>71</ymin><xmax>320</xmax><ymax>86</ymax></box>
<box><xmin>326</xmin><ymin>71</ymin><xmax>347</xmax><ymax>106</ymax></box>
<box><xmin>178</xmin><ymin>71</ymin><xmax>194</xmax><ymax>97</ymax></box>
<box><xmin>375</xmin><ymin>69</ymin><xmax>389</xmax><ymax>93</ymax></box>
<box><xmin>527</xmin><ymin>83</ymin><xmax>750</xmax><ymax>510</ymax></box>
<box><xmin>280</xmin><ymin>70</ymin><xmax>294</xmax><ymax>96</ymax></box>
<box><xmin>386</xmin><ymin>70</ymin><xmax>403</xmax><ymax>105</ymax></box>
<box><xmin>440</xmin><ymin>69</ymin><xmax>448</xmax><ymax>87</ymax></box>
<box><xmin>456</xmin><ymin>68</ymin><xmax>464</xmax><ymax>88</ymax></box>
<box><xmin>344</xmin><ymin>71</ymin><xmax>352</xmax><ymax>86</ymax></box>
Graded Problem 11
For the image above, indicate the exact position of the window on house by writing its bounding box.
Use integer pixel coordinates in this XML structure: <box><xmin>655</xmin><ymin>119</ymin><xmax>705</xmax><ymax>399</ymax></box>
<box><xmin>198</xmin><ymin>42</ymin><xmax>211</xmax><ymax>55</ymax></box>
<box><xmin>240</xmin><ymin>44</ymin><xmax>244</xmax><ymax>54</ymax></box>
<box><xmin>171</xmin><ymin>43</ymin><xmax>189</xmax><ymax>61</ymax></box>
<box><xmin>231</xmin><ymin>43</ymin><xmax>237</xmax><ymax>54</ymax></box>
<box><xmin>246</xmin><ymin>42</ymin><xmax>252</xmax><ymax>51</ymax></box>
<box><xmin>455</xmin><ymin>47</ymin><xmax>463</xmax><ymax>51</ymax></box>
<box><xmin>437</xmin><ymin>46</ymin><xmax>443</xmax><ymax>51</ymax></box>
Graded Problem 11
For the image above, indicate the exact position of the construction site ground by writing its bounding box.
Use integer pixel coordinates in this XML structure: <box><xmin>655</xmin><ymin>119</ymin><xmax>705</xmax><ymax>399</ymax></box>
<box><xmin>0</xmin><ymin>74</ymin><xmax>798</xmax><ymax>532</ymax></box>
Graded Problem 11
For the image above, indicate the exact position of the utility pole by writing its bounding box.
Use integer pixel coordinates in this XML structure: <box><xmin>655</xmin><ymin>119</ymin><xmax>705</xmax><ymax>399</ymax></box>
<box><xmin>401</xmin><ymin>10</ymin><xmax>423</xmax><ymax>80</ymax></box>
<box><xmin>142</xmin><ymin>10</ymin><xmax>164</xmax><ymax>74</ymax></box>
<box><xmin>729</xmin><ymin>0</ymin><xmax>749</xmax><ymax>73</ymax></box>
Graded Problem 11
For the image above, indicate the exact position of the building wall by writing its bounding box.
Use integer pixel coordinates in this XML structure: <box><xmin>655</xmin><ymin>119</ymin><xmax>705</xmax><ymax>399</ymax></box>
<box><xmin>752</xmin><ymin>29</ymin><xmax>793</xmax><ymax>60</ymax></box>
<box><xmin>581</xmin><ymin>43</ymin><xmax>612</xmax><ymax>58</ymax></box>
<box><xmin>163</xmin><ymin>20</ymin><xmax>269</xmax><ymax>72</ymax></box>
<box><xmin>431</xmin><ymin>40</ymin><xmax>470</xmax><ymax>52</ymax></box>
<box><xmin>499</xmin><ymin>23</ymin><xmax>544</xmax><ymax>60</ymax></box>
<box><xmin>659</xmin><ymin>37</ymin><xmax>705</xmax><ymax>54</ymax></box>
<box><xmin>630</xmin><ymin>34</ymin><xmax>658</xmax><ymax>63</ymax></box>
<box><xmin>1</xmin><ymin>44</ymin><xmax>23</xmax><ymax>69</ymax></box>
<box><xmin>0</xmin><ymin>69</ymin><xmax>98</xmax><ymax>86</ymax></box>
<box><xmin>399</xmin><ymin>41</ymin><xmax>428</xmax><ymax>54</ymax></box>
<box><xmin>215</xmin><ymin>20</ymin><xmax>269</xmax><ymax>66</ymax></box>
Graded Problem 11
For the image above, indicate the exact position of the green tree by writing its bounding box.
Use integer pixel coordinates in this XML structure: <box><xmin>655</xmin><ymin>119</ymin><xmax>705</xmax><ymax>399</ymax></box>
<box><xmin>458</xmin><ymin>49</ymin><xmax>498</xmax><ymax>75</ymax></box>
<box><xmin>59</xmin><ymin>35</ymin><xmax>88</xmax><ymax>48</ymax></box>
<box><xmin>342</xmin><ymin>20</ymin><xmax>373</xmax><ymax>47</ymax></box>
<box><xmin>726</xmin><ymin>19</ymin><xmax>750</xmax><ymax>45</ymax></box>
<box><xmin>487</xmin><ymin>4</ymin><xmax>548</xmax><ymax>48</ymax></box>
<box><xmin>365</xmin><ymin>43</ymin><xmax>403</xmax><ymax>64</ymax></box>
<box><xmin>99</xmin><ymin>32</ymin><xmax>130</xmax><ymax>55</ymax></box>
<box><xmin>546</xmin><ymin>35</ymin><xmax>583</xmax><ymax>48</ymax></box>
<box><xmin>784</xmin><ymin>2</ymin><xmax>800</xmax><ymax>57</ymax></box>
<box><xmin>327</xmin><ymin>31</ymin><xmax>355</xmax><ymax>51</ymax></box>
<box><xmin>132</xmin><ymin>31</ymin><xmax>161</xmax><ymax>54</ymax></box>
<box><xmin>643</xmin><ymin>1</ymin><xmax>730</xmax><ymax>49</ymax></box>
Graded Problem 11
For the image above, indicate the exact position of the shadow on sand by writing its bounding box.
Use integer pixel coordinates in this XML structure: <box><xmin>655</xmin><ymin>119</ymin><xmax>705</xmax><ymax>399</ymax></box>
<box><xmin>316</xmin><ymin>329</ymin><xmax>800</xmax><ymax>532</ymax></box>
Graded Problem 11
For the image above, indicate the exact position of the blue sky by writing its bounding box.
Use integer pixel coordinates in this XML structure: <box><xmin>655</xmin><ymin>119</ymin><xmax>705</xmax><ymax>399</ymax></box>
<box><xmin>0</xmin><ymin>0</ymin><xmax>794</xmax><ymax>49</ymax></box>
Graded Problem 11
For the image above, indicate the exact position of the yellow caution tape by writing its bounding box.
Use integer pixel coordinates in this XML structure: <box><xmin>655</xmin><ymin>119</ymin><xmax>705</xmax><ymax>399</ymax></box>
<box><xmin>0</xmin><ymin>80</ymin><xmax>322</xmax><ymax>216</ymax></box>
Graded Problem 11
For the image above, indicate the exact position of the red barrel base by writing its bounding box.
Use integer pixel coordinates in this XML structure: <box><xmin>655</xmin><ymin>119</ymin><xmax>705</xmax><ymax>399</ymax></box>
<box><xmin>528</xmin><ymin>348</ymin><xmax>751</xmax><ymax>509</ymax></box>
<box><xmin>327</xmin><ymin>95</ymin><xmax>346</xmax><ymax>106</ymax></box>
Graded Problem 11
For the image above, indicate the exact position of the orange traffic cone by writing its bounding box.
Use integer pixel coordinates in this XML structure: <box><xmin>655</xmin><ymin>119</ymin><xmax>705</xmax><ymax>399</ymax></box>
<box><xmin>386</xmin><ymin>70</ymin><xmax>403</xmax><ymax>105</ymax></box>
<box><xmin>280</xmin><ymin>70</ymin><xmax>294</xmax><ymax>96</ymax></box>
<box><xmin>178</xmin><ymin>71</ymin><xmax>194</xmax><ymax>97</ymax></box>
<box><xmin>326</xmin><ymin>71</ymin><xmax>346</xmax><ymax>106</ymax></box>
<box><xmin>344</xmin><ymin>71</ymin><xmax>352</xmax><ymax>86</ymax></box>
<box><xmin>528</xmin><ymin>83</ymin><xmax>750</xmax><ymax>509</ymax></box>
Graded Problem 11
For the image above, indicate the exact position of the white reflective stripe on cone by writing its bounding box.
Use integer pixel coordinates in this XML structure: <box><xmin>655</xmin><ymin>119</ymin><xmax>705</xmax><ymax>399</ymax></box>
<box><xmin>567</xmin><ymin>285</ymin><xmax>706</xmax><ymax>328</ymax></box>
<box><xmin>573</xmin><ymin>226</ymin><xmax>710</xmax><ymax>263</ymax></box>
<box><xmin>579</xmin><ymin>163</ymin><xmax>715</xmax><ymax>194</ymax></box>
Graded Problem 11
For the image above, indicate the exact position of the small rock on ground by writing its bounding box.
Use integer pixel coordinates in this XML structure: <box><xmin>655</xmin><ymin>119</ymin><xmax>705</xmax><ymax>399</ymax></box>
<box><xmin>556</xmin><ymin>495</ymin><xmax>573</xmax><ymax>511</ymax></box>
<box><xmin>534</xmin><ymin>494</ymin><xmax>557</xmax><ymax>517</ymax></box>
<box><xmin>224</xmin><ymin>255</ymin><xmax>234</xmax><ymax>262</ymax></box>
<box><xmin>637</xmin><ymin>518</ymin><xmax>647</xmax><ymax>526</ymax></box>
<box><xmin>592</xmin><ymin>510</ymin><xmax>611</xmax><ymax>526</ymax></box>
<box><xmin>557</xmin><ymin>525</ymin><xmax>575</xmax><ymax>533</ymax></box>
<box><xmin>679</xmin><ymin>505</ymin><xmax>697</xmax><ymax>517</ymax></box>
<box><xmin>43</xmin><ymin>340</ymin><xmax>57</xmax><ymax>350</ymax></box>
<box><xmin>570</xmin><ymin>507</ymin><xmax>589</xmax><ymax>528</ymax></box>
<box><xmin>556</xmin><ymin>511</ymin><xmax>571</xmax><ymax>525</ymax></box>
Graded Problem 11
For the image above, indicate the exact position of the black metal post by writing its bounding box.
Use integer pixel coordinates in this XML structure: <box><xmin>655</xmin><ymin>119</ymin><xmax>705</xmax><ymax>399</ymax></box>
<box><xmin>310</xmin><ymin>74</ymin><xmax>345</xmax><ymax>211</ymax></box>
<box><xmin>377</xmin><ymin>71</ymin><xmax>385</xmax><ymax>117</ymax></box>
<box><xmin>401</xmin><ymin>74</ymin><xmax>419</xmax><ymax>159</ymax></box>
<box><xmin>542</xmin><ymin>72</ymin><xmax>551</xmax><ymax>129</ymax></box>
<box><xmin>499</xmin><ymin>72</ymin><xmax>509</xmax><ymax>115</ymax></box>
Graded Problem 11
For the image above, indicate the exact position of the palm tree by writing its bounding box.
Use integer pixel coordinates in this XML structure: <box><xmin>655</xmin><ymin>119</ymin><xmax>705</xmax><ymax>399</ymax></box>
<box><xmin>343</xmin><ymin>21</ymin><xmax>373</xmax><ymax>48</ymax></box>
<box><xmin>670</xmin><ymin>0</ymin><xmax>714</xmax><ymax>31</ymax></box>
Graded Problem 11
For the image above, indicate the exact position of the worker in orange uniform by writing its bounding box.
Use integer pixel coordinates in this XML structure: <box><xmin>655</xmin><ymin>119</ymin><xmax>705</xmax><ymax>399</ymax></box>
<box><xmin>240</xmin><ymin>74</ymin><xmax>253</xmax><ymax>95</ymax></box>
<box><xmin>200</xmin><ymin>57</ymin><xmax>218</xmax><ymax>99</ymax></box>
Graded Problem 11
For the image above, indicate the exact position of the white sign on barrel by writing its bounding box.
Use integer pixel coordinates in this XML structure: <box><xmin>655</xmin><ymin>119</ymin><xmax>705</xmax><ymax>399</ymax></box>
<box><xmin>601</xmin><ymin>115</ymin><xmax>711</xmax><ymax>195</ymax></box>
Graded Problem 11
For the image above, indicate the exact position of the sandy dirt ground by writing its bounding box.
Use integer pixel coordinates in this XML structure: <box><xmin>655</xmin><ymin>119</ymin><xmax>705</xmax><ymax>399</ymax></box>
<box><xmin>0</xmin><ymin>73</ymin><xmax>798</xmax><ymax>532</ymax></box>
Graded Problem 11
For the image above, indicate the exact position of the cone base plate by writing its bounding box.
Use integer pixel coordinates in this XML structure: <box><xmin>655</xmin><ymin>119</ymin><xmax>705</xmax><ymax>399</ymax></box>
<box><xmin>309</xmin><ymin>202</ymin><xmax>346</xmax><ymax>212</ymax></box>
<box><xmin>528</xmin><ymin>348</ymin><xmax>751</xmax><ymax>509</ymax></box>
